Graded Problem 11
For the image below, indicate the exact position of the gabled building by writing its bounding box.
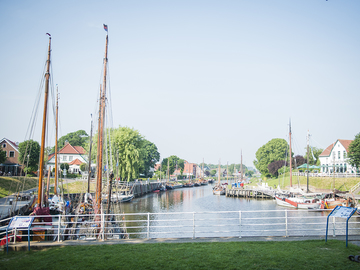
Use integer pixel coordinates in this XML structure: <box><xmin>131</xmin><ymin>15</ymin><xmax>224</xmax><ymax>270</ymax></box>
<box><xmin>319</xmin><ymin>139</ymin><xmax>357</xmax><ymax>174</ymax></box>
<box><xmin>47</xmin><ymin>142</ymin><xmax>87</xmax><ymax>174</ymax></box>
<box><xmin>183</xmin><ymin>161</ymin><xmax>197</xmax><ymax>176</ymax></box>
<box><xmin>0</xmin><ymin>138</ymin><xmax>21</xmax><ymax>176</ymax></box>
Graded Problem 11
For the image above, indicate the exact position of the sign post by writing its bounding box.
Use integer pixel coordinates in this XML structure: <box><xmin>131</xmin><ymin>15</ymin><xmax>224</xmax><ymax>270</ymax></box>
<box><xmin>325</xmin><ymin>205</ymin><xmax>357</xmax><ymax>247</ymax></box>
<box><xmin>6</xmin><ymin>216</ymin><xmax>34</xmax><ymax>253</ymax></box>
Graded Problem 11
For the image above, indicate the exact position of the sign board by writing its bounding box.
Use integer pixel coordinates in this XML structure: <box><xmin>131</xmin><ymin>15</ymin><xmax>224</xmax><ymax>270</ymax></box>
<box><xmin>8</xmin><ymin>216</ymin><xmax>34</xmax><ymax>229</ymax></box>
<box><xmin>330</xmin><ymin>206</ymin><xmax>356</xmax><ymax>219</ymax></box>
<box><xmin>325</xmin><ymin>205</ymin><xmax>357</xmax><ymax>247</ymax></box>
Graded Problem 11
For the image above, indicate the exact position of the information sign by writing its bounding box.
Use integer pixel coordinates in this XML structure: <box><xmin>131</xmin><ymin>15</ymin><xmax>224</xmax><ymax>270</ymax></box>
<box><xmin>8</xmin><ymin>216</ymin><xmax>34</xmax><ymax>229</ymax></box>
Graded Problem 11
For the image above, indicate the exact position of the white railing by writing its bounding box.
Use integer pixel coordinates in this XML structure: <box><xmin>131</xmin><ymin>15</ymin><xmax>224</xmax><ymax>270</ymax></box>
<box><xmin>1</xmin><ymin>210</ymin><xmax>359</xmax><ymax>243</ymax></box>
<box><xmin>350</xmin><ymin>181</ymin><xmax>360</xmax><ymax>193</ymax></box>
<box><xmin>293</xmin><ymin>172</ymin><xmax>360</xmax><ymax>178</ymax></box>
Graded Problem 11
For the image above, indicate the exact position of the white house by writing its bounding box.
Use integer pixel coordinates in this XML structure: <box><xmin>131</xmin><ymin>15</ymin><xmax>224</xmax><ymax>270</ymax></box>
<box><xmin>47</xmin><ymin>142</ymin><xmax>88</xmax><ymax>174</ymax></box>
<box><xmin>319</xmin><ymin>139</ymin><xmax>357</xmax><ymax>175</ymax></box>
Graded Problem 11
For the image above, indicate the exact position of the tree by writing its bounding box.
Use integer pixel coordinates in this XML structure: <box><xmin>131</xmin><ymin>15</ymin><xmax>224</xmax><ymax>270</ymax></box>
<box><xmin>306</xmin><ymin>147</ymin><xmax>323</xmax><ymax>165</ymax></box>
<box><xmin>161</xmin><ymin>156</ymin><xmax>184</xmax><ymax>175</ymax></box>
<box><xmin>210</xmin><ymin>169</ymin><xmax>216</xmax><ymax>176</ymax></box>
<box><xmin>294</xmin><ymin>155</ymin><xmax>306</xmax><ymax>167</ymax></box>
<box><xmin>0</xmin><ymin>148</ymin><xmax>6</xmax><ymax>164</ymax></box>
<box><xmin>140</xmin><ymin>140</ymin><xmax>160</xmax><ymax>178</ymax></box>
<box><xmin>348</xmin><ymin>133</ymin><xmax>360</xmax><ymax>169</ymax></box>
<box><xmin>60</xmin><ymin>163</ymin><xmax>69</xmax><ymax>171</ymax></box>
<box><xmin>268</xmin><ymin>160</ymin><xmax>286</xmax><ymax>178</ymax></box>
<box><xmin>253</xmin><ymin>138</ymin><xmax>288</xmax><ymax>177</ymax></box>
<box><xmin>110</xmin><ymin>126</ymin><xmax>144</xmax><ymax>181</ymax></box>
<box><xmin>18</xmin><ymin>140</ymin><xmax>41</xmax><ymax>174</ymax></box>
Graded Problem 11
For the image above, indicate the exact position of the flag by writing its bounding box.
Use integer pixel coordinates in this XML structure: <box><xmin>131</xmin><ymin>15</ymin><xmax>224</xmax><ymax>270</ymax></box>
<box><xmin>46</xmin><ymin>33</ymin><xmax>51</xmax><ymax>36</ymax></box>
<box><xmin>103</xmin><ymin>24</ymin><xmax>108</xmax><ymax>32</ymax></box>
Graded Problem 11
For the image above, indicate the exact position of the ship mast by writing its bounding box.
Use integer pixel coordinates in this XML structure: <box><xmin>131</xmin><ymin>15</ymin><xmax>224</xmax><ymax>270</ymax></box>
<box><xmin>37</xmin><ymin>35</ymin><xmax>51</xmax><ymax>207</ymax></box>
<box><xmin>54</xmin><ymin>86</ymin><xmax>59</xmax><ymax>195</ymax></box>
<box><xmin>289</xmin><ymin>119</ymin><xmax>292</xmax><ymax>187</ymax></box>
<box><xmin>96</xmin><ymin>29</ymin><xmax>109</xmax><ymax>208</ymax></box>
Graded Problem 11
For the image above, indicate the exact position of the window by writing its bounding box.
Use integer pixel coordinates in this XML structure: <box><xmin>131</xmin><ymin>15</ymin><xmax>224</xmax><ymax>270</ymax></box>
<box><xmin>69</xmin><ymin>156</ymin><xmax>73</xmax><ymax>161</ymax></box>
<box><xmin>343</xmin><ymin>151</ymin><xmax>347</xmax><ymax>159</ymax></box>
<box><xmin>338</xmin><ymin>151</ymin><xmax>340</xmax><ymax>159</ymax></box>
<box><xmin>2</xmin><ymin>143</ymin><xmax>6</xmax><ymax>148</ymax></box>
<box><xmin>63</xmin><ymin>156</ymin><xmax>67</xmax><ymax>161</ymax></box>
<box><xmin>9</xmin><ymin>151</ymin><xmax>15</xmax><ymax>157</ymax></box>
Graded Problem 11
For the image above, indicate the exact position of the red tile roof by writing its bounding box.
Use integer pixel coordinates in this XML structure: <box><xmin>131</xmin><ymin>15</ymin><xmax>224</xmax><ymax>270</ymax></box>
<box><xmin>48</xmin><ymin>143</ymin><xmax>86</xmax><ymax>161</ymax></box>
<box><xmin>319</xmin><ymin>139</ymin><xmax>353</xmax><ymax>157</ymax></box>
<box><xmin>69</xmin><ymin>158</ymin><xmax>83</xmax><ymax>165</ymax></box>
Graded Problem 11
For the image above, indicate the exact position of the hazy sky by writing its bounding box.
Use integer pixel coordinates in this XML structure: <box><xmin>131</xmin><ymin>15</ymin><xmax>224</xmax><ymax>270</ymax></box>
<box><xmin>1</xmin><ymin>0</ymin><xmax>359</xmax><ymax>167</ymax></box>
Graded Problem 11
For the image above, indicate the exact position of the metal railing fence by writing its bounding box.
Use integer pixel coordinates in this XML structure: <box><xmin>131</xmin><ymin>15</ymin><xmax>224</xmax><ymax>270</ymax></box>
<box><xmin>1</xmin><ymin>210</ymin><xmax>359</xmax><ymax>244</ymax></box>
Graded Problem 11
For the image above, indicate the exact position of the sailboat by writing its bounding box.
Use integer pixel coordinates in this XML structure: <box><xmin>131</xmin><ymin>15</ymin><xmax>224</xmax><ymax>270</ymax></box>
<box><xmin>275</xmin><ymin>123</ymin><xmax>324</xmax><ymax>209</ymax></box>
<box><xmin>29</xmin><ymin>33</ymin><xmax>53</xmax><ymax>222</ymax></box>
<box><xmin>213</xmin><ymin>160</ymin><xmax>225</xmax><ymax>195</ymax></box>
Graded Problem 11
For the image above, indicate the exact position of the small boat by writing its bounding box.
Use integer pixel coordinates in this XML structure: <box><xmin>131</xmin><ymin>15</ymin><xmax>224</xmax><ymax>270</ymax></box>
<box><xmin>153</xmin><ymin>185</ymin><xmax>166</xmax><ymax>193</ymax></box>
<box><xmin>213</xmin><ymin>160</ymin><xmax>225</xmax><ymax>195</ymax></box>
<box><xmin>275</xmin><ymin>195</ymin><xmax>324</xmax><ymax>209</ymax></box>
<box><xmin>183</xmin><ymin>182</ymin><xmax>194</xmax><ymax>188</ymax></box>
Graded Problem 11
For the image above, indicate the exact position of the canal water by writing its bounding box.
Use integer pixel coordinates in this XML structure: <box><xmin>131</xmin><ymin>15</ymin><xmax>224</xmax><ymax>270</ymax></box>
<box><xmin>111</xmin><ymin>184</ymin><xmax>337</xmax><ymax>238</ymax></box>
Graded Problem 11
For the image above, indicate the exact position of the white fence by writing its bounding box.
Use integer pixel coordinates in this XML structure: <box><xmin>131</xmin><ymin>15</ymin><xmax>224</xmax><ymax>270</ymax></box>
<box><xmin>1</xmin><ymin>210</ymin><xmax>359</xmax><ymax>243</ymax></box>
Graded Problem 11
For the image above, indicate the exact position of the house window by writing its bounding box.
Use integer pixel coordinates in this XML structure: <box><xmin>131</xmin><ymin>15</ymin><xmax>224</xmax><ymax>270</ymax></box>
<box><xmin>69</xmin><ymin>156</ymin><xmax>73</xmax><ymax>161</ymax></box>
<box><xmin>63</xmin><ymin>156</ymin><xmax>67</xmax><ymax>161</ymax></box>
<box><xmin>343</xmin><ymin>151</ymin><xmax>346</xmax><ymax>159</ymax></box>
<box><xmin>9</xmin><ymin>151</ymin><xmax>15</xmax><ymax>157</ymax></box>
<box><xmin>2</xmin><ymin>143</ymin><xmax>6</xmax><ymax>148</ymax></box>
<box><xmin>338</xmin><ymin>151</ymin><xmax>340</xmax><ymax>159</ymax></box>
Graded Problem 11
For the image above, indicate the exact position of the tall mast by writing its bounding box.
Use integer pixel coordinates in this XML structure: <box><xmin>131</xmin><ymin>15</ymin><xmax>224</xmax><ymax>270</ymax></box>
<box><xmin>241</xmin><ymin>150</ymin><xmax>243</xmax><ymax>181</ymax></box>
<box><xmin>306</xmin><ymin>130</ymin><xmax>310</xmax><ymax>193</ymax></box>
<box><xmin>37</xmin><ymin>35</ymin><xmax>51</xmax><ymax>207</ymax></box>
<box><xmin>95</xmin><ymin>86</ymin><xmax>102</xmax><ymax>206</ymax></box>
<box><xmin>289</xmin><ymin>119</ymin><xmax>292</xmax><ymax>187</ymax></box>
<box><xmin>54</xmin><ymin>86</ymin><xmax>59</xmax><ymax>195</ymax></box>
<box><xmin>218</xmin><ymin>160</ymin><xmax>221</xmax><ymax>185</ymax></box>
<box><xmin>87</xmin><ymin>114</ymin><xmax>93</xmax><ymax>194</ymax></box>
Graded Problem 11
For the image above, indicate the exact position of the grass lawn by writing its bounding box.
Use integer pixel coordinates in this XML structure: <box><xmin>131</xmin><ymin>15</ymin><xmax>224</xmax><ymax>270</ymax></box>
<box><xmin>257</xmin><ymin>173</ymin><xmax>360</xmax><ymax>194</ymax></box>
<box><xmin>1</xmin><ymin>240</ymin><xmax>359</xmax><ymax>269</ymax></box>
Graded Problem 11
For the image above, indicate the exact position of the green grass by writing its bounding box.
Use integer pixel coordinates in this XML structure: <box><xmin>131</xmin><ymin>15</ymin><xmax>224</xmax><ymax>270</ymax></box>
<box><xmin>1</xmin><ymin>240</ymin><xmax>359</xmax><ymax>269</ymax></box>
<box><xmin>258</xmin><ymin>173</ymin><xmax>360</xmax><ymax>193</ymax></box>
<box><xmin>0</xmin><ymin>177</ymin><xmax>38</xmax><ymax>198</ymax></box>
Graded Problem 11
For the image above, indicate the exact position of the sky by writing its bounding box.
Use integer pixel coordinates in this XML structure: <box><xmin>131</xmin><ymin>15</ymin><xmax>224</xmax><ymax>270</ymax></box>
<box><xmin>1</xmin><ymin>0</ymin><xmax>359</xmax><ymax>168</ymax></box>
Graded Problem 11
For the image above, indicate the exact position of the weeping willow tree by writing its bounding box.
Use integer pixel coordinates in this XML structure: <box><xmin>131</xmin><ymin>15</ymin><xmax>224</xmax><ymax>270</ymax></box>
<box><xmin>111</xmin><ymin>126</ymin><xmax>143</xmax><ymax>181</ymax></box>
<box><xmin>92</xmin><ymin>126</ymin><xmax>160</xmax><ymax>181</ymax></box>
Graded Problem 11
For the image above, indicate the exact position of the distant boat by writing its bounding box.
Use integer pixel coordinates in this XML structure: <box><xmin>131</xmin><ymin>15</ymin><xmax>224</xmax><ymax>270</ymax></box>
<box><xmin>213</xmin><ymin>160</ymin><xmax>225</xmax><ymax>195</ymax></box>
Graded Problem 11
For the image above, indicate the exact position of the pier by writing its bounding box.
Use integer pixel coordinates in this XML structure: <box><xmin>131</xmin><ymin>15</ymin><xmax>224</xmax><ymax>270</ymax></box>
<box><xmin>226</xmin><ymin>186</ymin><xmax>275</xmax><ymax>199</ymax></box>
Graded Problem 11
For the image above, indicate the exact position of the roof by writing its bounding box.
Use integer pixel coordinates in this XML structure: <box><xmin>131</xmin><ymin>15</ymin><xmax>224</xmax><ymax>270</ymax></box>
<box><xmin>69</xmin><ymin>158</ymin><xmax>83</xmax><ymax>165</ymax></box>
<box><xmin>0</xmin><ymin>138</ymin><xmax>19</xmax><ymax>152</ymax></box>
<box><xmin>48</xmin><ymin>143</ymin><xmax>86</xmax><ymax>160</ymax></box>
<box><xmin>319</xmin><ymin>139</ymin><xmax>353</xmax><ymax>157</ymax></box>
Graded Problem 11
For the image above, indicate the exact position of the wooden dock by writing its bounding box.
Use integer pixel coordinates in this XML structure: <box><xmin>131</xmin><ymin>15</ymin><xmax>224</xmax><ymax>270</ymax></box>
<box><xmin>226</xmin><ymin>187</ymin><xmax>275</xmax><ymax>199</ymax></box>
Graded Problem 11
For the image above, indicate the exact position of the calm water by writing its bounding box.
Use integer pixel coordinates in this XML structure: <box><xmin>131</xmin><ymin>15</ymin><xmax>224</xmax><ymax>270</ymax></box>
<box><xmin>110</xmin><ymin>184</ymin><xmax>342</xmax><ymax>238</ymax></box>
<box><xmin>119</xmin><ymin>184</ymin><xmax>281</xmax><ymax>213</ymax></box>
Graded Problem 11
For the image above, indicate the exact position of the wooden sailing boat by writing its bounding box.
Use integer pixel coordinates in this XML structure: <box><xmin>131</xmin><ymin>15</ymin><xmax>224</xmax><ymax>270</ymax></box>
<box><xmin>29</xmin><ymin>33</ymin><xmax>53</xmax><ymax>221</ymax></box>
<box><xmin>213</xmin><ymin>160</ymin><xmax>225</xmax><ymax>195</ymax></box>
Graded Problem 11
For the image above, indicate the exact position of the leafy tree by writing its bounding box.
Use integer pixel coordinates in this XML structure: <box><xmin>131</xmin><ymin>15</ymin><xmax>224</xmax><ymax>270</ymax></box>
<box><xmin>110</xmin><ymin>126</ymin><xmax>143</xmax><ymax>181</ymax></box>
<box><xmin>210</xmin><ymin>169</ymin><xmax>216</xmax><ymax>176</ymax></box>
<box><xmin>80</xmin><ymin>163</ymin><xmax>87</xmax><ymax>172</ymax></box>
<box><xmin>0</xmin><ymin>148</ymin><xmax>6</xmax><ymax>164</ymax></box>
<box><xmin>294</xmin><ymin>155</ymin><xmax>306</xmax><ymax>167</ymax></box>
<box><xmin>140</xmin><ymin>140</ymin><xmax>160</xmax><ymax>178</ymax></box>
<box><xmin>53</xmin><ymin>130</ymin><xmax>89</xmax><ymax>152</ymax></box>
<box><xmin>254</xmin><ymin>138</ymin><xmax>288</xmax><ymax>177</ymax></box>
<box><xmin>348</xmin><ymin>133</ymin><xmax>360</xmax><ymax>169</ymax></box>
<box><xmin>306</xmin><ymin>147</ymin><xmax>323</xmax><ymax>165</ymax></box>
<box><xmin>161</xmin><ymin>156</ymin><xmax>184</xmax><ymax>175</ymax></box>
<box><xmin>18</xmin><ymin>140</ymin><xmax>40</xmax><ymax>174</ymax></box>
<box><xmin>268</xmin><ymin>160</ymin><xmax>286</xmax><ymax>177</ymax></box>
<box><xmin>60</xmin><ymin>163</ymin><xmax>69</xmax><ymax>171</ymax></box>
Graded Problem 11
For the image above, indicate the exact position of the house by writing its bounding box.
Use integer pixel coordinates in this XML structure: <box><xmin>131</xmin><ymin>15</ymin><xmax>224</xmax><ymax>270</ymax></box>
<box><xmin>47</xmin><ymin>142</ymin><xmax>88</xmax><ymax>174</ymax></box>
<box><xmin>183</xmin><ymin>161</ymin><xmax>197</xmax><ymax>176</ymax></box>
<box><xmin>0</xmin><ymin>138</ymin><xmax>22</xmax><ymax>176</ymax></box>
<box><xmin>319</xmin><ymin>139</ymin><xmax>357</xmax><ymax>174</ymax></box>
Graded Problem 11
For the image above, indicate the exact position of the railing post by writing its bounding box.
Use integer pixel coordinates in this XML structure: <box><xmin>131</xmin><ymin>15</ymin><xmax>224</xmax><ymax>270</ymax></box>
<box><xmin>147</xmin><ymin>213</ymin><xmax>150</xmax><ymax>239</ymax></box>
<box><xmin>285</xmin><ymin>210</ymin><xmax>288</xmax><ymax>237</ymax></box>
<box><xmin>192</xmin><ymin>212</ymin><xmax>195</xmax><ymax>239</ymax></box>
<box><xmin>57</xmin><ymin>214</ymin><xmax>61</xmax><ymax>242</ymax></box>
<box><xmin>239</xmin><ymin>211</ymin><xmax>242</xmax><ymax>238</ymax></box>
<box><xmin>102</xmin><ymin>212</ymin><xmax>105</xmax><ymax>240</ymax></box>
